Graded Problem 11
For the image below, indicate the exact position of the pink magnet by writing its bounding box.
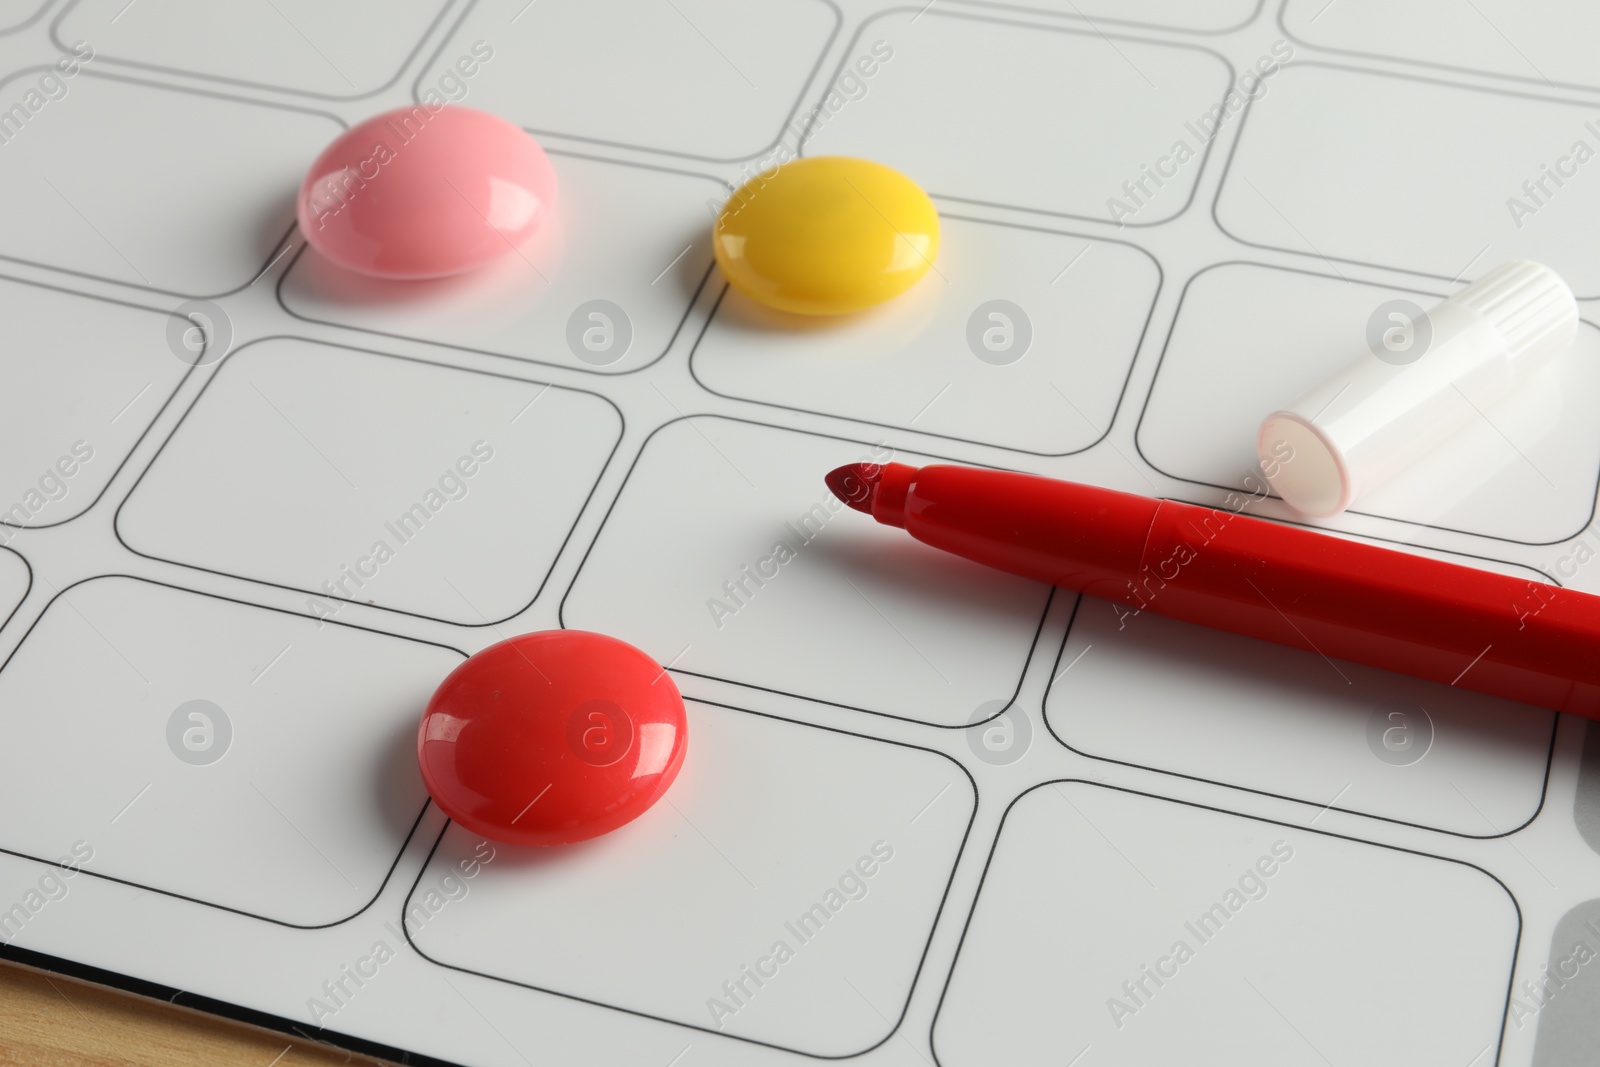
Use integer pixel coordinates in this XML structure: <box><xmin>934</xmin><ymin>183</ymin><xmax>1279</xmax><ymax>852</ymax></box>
<box><xmin>297</xmin><ymin>105</ymin><xmax>557</xmax><ymax>280</ymax></box>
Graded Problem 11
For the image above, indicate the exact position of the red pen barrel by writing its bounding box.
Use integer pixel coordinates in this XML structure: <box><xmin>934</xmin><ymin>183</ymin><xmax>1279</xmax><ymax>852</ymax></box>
<box><xmin>868</xmin><ymin>462</ymin><xmax>1157</xmax><ymax>587</ymax></box>
<box><xmin>1141</xmin><ymin>500</ymin><xmax>1600</xmax><ymax>716</ymax></box>
<box><xmin>873</xmin><ymin>463</ymin><xmax>1600</xmax><ymax>719</ymax></box>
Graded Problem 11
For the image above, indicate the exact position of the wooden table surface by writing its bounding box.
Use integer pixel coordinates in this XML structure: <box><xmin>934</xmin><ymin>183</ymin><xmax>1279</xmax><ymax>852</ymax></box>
<box><xmin>0</xmin><ymin>961</ymin><xmax>389</xmax><ymax>1067</ymax></box>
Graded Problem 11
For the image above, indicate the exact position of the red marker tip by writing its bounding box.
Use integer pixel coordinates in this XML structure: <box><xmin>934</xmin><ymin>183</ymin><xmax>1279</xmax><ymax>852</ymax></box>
<box><xmin>825</xmin><ymin>463</ymin><xmax>881</xmax><ymax>514</ymax></box>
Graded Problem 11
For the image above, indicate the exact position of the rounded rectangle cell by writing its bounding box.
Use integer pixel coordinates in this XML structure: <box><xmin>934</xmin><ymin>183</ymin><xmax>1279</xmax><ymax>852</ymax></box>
<box><xmin>0</xmin><ymin>576</ymin><xmax>463</xmax><ymax>927</ymax></box>
<box><xmin>0</xmin><ymin>70</ymin><xmax>340</xmax><ymax>295</ymax></box>
<box><xmin>933</xmin><ymin>782</ymin><xmax>1518</xmax><ymax>1067</ymax></box>
<box><xmin>117</xmin><ymin>338</ymin><xmax>621</xmax><ymax>626</ymax></box>
<box><xmin>802</xmin><ymin>9</ymin><xmax>1234</xmax><ymax>224</ymax></box>
<box><xmin>415</xmin><ymin>0</ymin><xmax>840</xmax><ymax>161</ymax></box>
<box><xmin>0</xmin><ymin>0</ymin><xmax>49</xmax><ymax>34</ymax></box>
<box><xmin>280</xmin><ymin>153</ymin><xmax>720</xmax><ymax>375</ymax></box>
<box><xmin>1044</xmin><ymin>589</ymin><xmax>1556</xmax><ymax>837</ymax></box>
<box><xmin>1215</xmin><ymin>63</ymin><xmax>1600</xmax><ymax>297</ymax></box>
<box><xmin>53</xmin><ymin>0</ymin><xmax>453</xmax><ymax>98</ymax></box>
<box><xmin>692</xmin><ymin>220</ymin><xmax>1159</xmax><ymax>456</ymax></box>
<box><xmin>1137</xmin><ymin>263</ymin><xmax>1600</xmax><ymax>544</ymax></box>
<box><xmin>404</xmin><ymin>701</ymin><xmax>975</xmax><ymax>1057</ymax></box>
<box><xmin>1530</xmin><ymin>897</ymin><xmax>1600</xmax><ymax>1064</ymax></box>
<box><xmin>560</xmin><ymin>417</ymin><xmax>1054</xmax><ymax>726</ymax></box>
<box><xmin>1282</xmin><ymin>0</ymin><xmax>1600</xmax><ymax>94</ymax></box>
<box><xmin>0</xmin><ymin>278</ymin><xmax>193</xmax><ymax>534</ymax></box>
<box><xmin>959</xmin><ymin>0</ymin><xmax>1261</xmax><ymax>34</ymax></box>
<box><xmin>0</xmin><ymin>547</ymin><xmax>28</xmax><ymax>633</ymax></box>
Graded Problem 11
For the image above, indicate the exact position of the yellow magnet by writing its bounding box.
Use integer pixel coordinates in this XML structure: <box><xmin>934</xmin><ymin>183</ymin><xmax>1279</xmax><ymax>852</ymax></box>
<box><xmin>712</xmin><ymin>156</ymin><xmax>940</xmax><ymax>316</ymax></box>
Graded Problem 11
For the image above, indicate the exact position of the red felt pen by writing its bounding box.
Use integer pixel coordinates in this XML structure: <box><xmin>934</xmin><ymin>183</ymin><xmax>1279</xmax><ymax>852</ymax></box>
<box><xmin>825</xmin><ymin>462</ymin><xmax>1600</xmax><ymax>720</ymax></box>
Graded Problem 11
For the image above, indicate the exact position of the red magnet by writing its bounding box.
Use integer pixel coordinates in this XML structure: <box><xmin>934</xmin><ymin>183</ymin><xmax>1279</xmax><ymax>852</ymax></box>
<box><xmin>418</xmin><ymin>630</ymin><xmax>687</xmax><ymax>847</ymax></box>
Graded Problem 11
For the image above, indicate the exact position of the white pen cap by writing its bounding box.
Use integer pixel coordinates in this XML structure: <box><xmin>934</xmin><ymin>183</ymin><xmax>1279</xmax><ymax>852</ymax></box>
<box><xmin>1258</xmin><ymin>260</ymin><xmax>1577</xmax><ymax>518</ymax></box>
